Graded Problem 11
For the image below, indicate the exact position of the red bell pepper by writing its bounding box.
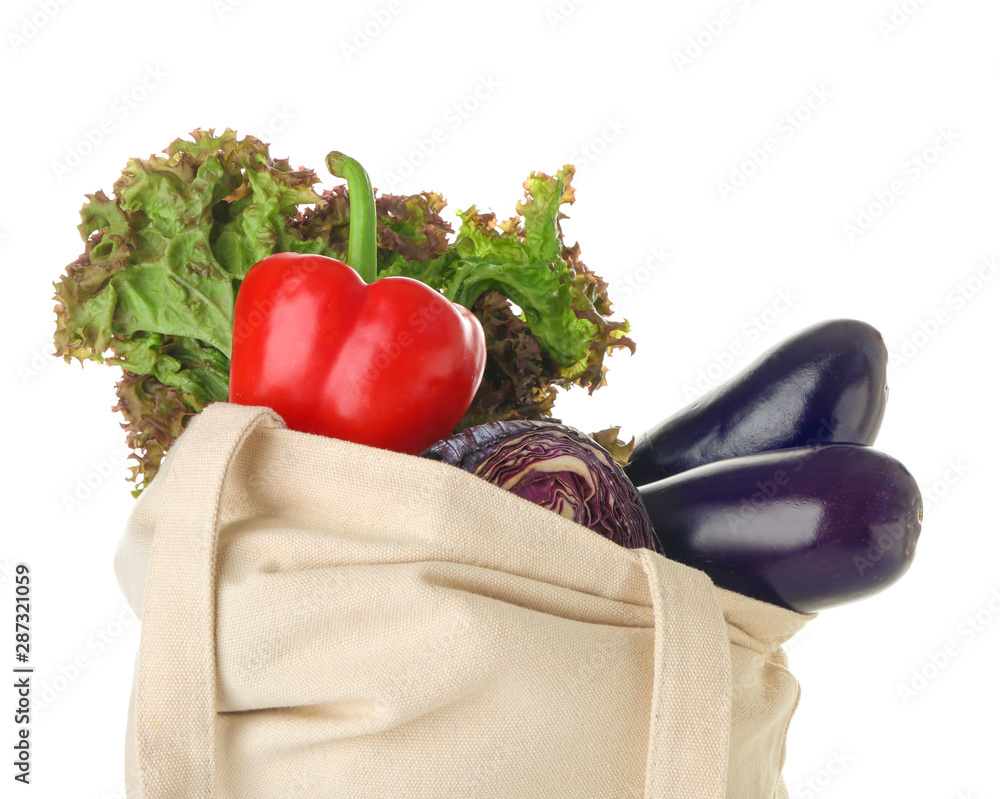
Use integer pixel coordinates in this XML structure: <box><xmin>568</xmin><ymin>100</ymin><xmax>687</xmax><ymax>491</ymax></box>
<box><xmin>229</xmin><ymin>152</ymin><xmax>486</xmax><ymax>454</ymax></box>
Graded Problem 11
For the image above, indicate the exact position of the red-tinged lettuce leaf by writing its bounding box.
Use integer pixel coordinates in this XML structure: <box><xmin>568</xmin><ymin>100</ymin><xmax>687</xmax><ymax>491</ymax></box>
<box><xmin>112</xmin><ymin>334</ymin><xmax>231</xmax><ymax>490</ymax></box>
<box><xmin>447</xmin><ymin>166</ymin><xmax>634</xmax><ymax>387</ymax></box>
<box><xmin>589</xmin><ymin>426</ymin><xmax>635</xmax><ymax>469</ymax></box>
<box><xmin>113</xmin><ymin>370</ymin><xmax>204</xmax><ymax>495</ymax></box>
<box><xmin>53</xmin><ymin>129</ymin><xmax>326</xmax><ymax>490</ymax></box>
<box><xmin>390</xmin><ymin>166</ymin><xmax>635</xmax><ymax>428</ymax></box>
<box><xmin>444</xmin><ymin>257</ymin><xmax>596</xmax><ymax>369</ymax></box>
<box><xmin>458</xmin><ymin>291</ymin><xmax>558</xmax><ymax>428</ymax></box>
<box><xmin>113</xmin><ymin>333</ymin><xmax>230</xmax><ymax>405</ymax></box>
<box><xmin>53</xmin><ymin>133</ymin><xmax>637</xmax><ymax>495</ymax></box>
<box><xmin>53</xmin><ymin>129</ymin><xmax>467</xmax><ymax>492</ymax></box>
<box><xmin>377</xmin><ymin>191</ymin><xmax>452</xmax><ymax>262</ymax></box>
<box><xmin>292</xmin><ymin>186</ymin><xmax>454</xmax><ymax>270</ymax></box>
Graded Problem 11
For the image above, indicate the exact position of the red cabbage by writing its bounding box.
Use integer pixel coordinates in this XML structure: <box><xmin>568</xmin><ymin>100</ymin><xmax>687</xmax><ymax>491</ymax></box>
<box><xmin>422</xmin><ymin>420</ymin><xmax>656</xmax><ymax>550</ymax></box>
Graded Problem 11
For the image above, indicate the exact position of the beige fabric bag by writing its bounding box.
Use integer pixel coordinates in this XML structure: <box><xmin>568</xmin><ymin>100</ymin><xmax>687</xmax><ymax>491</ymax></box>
<box><xmin>114</xmin><ymin>402</ymin><xmax>814</xmax><ymax>799</ymax></box>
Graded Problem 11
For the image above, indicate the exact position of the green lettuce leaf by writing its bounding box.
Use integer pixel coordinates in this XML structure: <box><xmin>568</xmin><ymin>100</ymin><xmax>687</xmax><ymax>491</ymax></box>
<box><xmin>386</xmin><ymin>166</ymin><xmax>635</xmax><ymax>428</ymax></box>
<box><xmin>54</xmin><ymin>129</ymin><xmax>327</xmax><ymax>490</ymax></box>
<box><xmin>53</xmin><ymin>133</ymin><xmax>635</xmax><ymax>493</ymax></box>
<box><xmin>292</xmin><ymin>186</ymin><xmax>454</xmax><ymax>269</ymax></box>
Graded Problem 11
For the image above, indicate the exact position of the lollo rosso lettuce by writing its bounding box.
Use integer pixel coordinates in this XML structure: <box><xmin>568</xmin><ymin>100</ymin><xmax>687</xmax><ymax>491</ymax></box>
<box><xmin>53</xmin><ymin>128</ymin><xmax>634</xmax><ymax>494</ymax></box>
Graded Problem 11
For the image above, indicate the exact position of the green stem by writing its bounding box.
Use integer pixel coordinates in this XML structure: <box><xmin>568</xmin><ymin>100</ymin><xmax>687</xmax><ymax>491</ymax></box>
<box><xmin>326</xmin><ymin>151</ymin><xmax>377</xmax><ymax>283</ymax></box>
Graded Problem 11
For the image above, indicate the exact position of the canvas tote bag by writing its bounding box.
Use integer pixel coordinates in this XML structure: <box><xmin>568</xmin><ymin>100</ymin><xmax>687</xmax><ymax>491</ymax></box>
<box><xmin>114</xmin><ymin>402</ymin><xmax>815</xmax><ymax>799</ymax></box>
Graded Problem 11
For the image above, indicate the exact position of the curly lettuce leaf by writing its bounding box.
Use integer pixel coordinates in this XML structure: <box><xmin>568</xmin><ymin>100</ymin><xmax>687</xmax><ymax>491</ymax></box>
<box><xmin>444</xmin><ymin>257</ymin><xmax>595</xmax><ymax>369</ymax></box>
<box><xmin>54</xmin><ymin>129</ymin><xmax>326</xmax><ymax>489</ymax></box>
<box><xmin>459</xmin><ymin>291</ymin><xmax>557</xmax><ymax>426</ymax></box>
<box><xmin>589</xmin><ymin>426</ymin><xmax>635</xmax><ymax>469</ymax></box>
<box><xmin>450</xmin><ymin>167</ymin><xmax>634</xmax><ymax>385</ymax></box>
<box><xmin>387</xmin><ymin>166</ymin><xmax>635</xmax><ymax>426</ymax></box>
<box><xmin>53</xmin><ymin>129</ymin><xmax>465</xmax><ymax>491</ymax></box>
<box><xmin>113</xmin><ymin>369</ymin><xmax>207</xmax><ymax>494</ymax></box>
<box><xmin>293</xmin><ymin>186</ymin><xmax>454</xmax><ymax>269</ymax></box>
<box><xmin>53</xmin><ymin>134</ymin><xmax>636</xmax><ymax>493</ymax></box>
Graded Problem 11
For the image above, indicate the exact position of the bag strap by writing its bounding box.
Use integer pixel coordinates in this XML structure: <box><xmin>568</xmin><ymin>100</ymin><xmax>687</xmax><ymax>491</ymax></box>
<box><xmin>133</xmin><ymin>403</ymin><xmax>731</xmax><ymax>798</ymax></box>
<box><xmin>639</xmin><ymin>550</ymin><xmax>732</xmax><ymax>799</ymax></box>
<box><xmin>135</xmin><ymin>403</ymin><xmax>283</xmax><ymax>799</ymax></box>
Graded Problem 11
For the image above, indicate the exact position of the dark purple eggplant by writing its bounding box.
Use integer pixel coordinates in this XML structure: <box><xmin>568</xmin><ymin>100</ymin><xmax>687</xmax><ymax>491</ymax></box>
<box><xmin>422</xmin><ymin>420</ymin><xmax>657</xmax><ymax>550</ymax></box>
<box><xmin>625</xmin><ymin>319</ymin><xmax>888</xmax><ymax>487</ymax></box>
<box><xmin>638</xmin><ymin>444</ymin><xmax>922</xmax><ymax>612</ymax></box>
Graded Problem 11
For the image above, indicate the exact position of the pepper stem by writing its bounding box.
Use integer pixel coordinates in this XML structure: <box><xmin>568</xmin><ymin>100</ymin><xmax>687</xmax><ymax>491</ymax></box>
<box><xmin>326</xmin><ymin>151</ymin><xmax>377</xmax><ymax>283</ymax></box>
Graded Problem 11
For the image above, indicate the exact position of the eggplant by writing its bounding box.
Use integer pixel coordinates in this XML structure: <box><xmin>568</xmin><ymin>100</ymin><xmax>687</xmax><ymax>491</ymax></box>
<box><xmin>638</xmin><ymin>444</ymin><xmax>922</xmax><ymax>613</ymax></box>
<box><xmin>625</xmin><ymin>319</ymin><xmax>889</xmax><ymax>487</ymax></box>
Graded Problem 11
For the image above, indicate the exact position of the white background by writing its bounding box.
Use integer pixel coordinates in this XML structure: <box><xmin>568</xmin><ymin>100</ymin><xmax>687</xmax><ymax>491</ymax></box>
<box><xmin>2</xmin><ymin>0</ymin><xmax>998</xmax><ymax>796</ymax></box>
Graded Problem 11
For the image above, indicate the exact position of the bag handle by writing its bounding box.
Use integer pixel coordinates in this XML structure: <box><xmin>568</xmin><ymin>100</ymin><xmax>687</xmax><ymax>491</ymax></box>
<box><xmin>639</xmin><ymin>550</ymin><xmax>732</xmax><ymax>798</ymax></box>
<box><xmin>134</xmin><ymin>403</ymin><xmax>732</xmax><ymax>798</ymax></box>
<box><xmin>135</xmin><ymin>403</ymin><xmax>283</xmax><ymax>799</ymax></box>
